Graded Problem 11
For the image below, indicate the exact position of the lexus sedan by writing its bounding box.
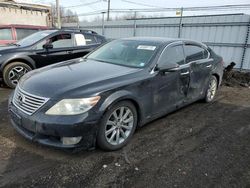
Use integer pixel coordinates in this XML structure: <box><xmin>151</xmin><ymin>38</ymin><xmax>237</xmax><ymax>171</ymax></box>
<box><xmin>0</xmin><ymin>29</ymin><xmax>106</xmax><ymax>88</ymax></box>
<box><xmin>8</xmin><ymin>37</ymin><xmax>224</xmax><ymax>151</ymax></box>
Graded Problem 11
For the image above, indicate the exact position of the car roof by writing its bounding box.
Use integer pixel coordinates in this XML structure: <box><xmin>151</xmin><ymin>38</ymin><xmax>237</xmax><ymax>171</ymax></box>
<box><xmin>39</xmin><ymin>29</ymin><xmax>59</xmax><ymax>34</ymax></box>
<box><xmin>41</xmin><ymin>29</ymin><xmax>104</xmax><ymax>37</ymax></box>
<box><xmin>120</xmin><ymin>37</ymin><xmax>207</xmax><ymax>48</ymax></box>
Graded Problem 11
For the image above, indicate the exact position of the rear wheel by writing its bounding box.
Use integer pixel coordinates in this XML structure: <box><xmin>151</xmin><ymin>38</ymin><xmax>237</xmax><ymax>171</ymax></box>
<box><xmin>97</xmin><ymin>101</ymin><xmax>138</xmax><ymax>151</ymax></box>
<box><xmin>204</xmin><ymin>75</ymin><xmax>218</xmax><ymax>102</ymax></box>
<box><xmin>3</xmin><ymin>62</ymin><xmax>32</xmax><ymax>88</ymax></box>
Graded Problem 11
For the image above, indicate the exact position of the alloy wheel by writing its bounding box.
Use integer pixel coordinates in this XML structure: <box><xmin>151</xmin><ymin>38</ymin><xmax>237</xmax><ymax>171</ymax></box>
<box><xmin>8</xmin><ymin>66</ymin><xmax>29</xmax><ymax>86</ymax></box>
<box><xmin>105</xmin><ymin>106</ymin><xmax>134</xmax><ymax>145</ymax></box>
<box><xmin>207</xmin><ymin>77</ymin><xmax>217</xmax><ymax>101</ymax></box>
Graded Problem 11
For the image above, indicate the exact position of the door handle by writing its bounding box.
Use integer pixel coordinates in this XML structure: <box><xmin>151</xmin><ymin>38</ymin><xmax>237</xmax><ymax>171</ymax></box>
<box><xmin>180</xmin><ymin>71</ymin><xmax>190</xmax><ymax>75</ymax></box>
<box><xmin>67</xmin><ymin>51</ymin><xmax>73</xmax><ymax>54</ymax></box>
<box><xmin>206</xmin><ymin>64</ymin><xmax>212</xmax><ymax>68</ymax></box>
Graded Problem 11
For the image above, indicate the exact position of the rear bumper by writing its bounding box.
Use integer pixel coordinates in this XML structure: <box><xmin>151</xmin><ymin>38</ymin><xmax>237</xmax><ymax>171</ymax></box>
<box><xmin>8</xmin><ymin>99</ymin><xmax>99</xmax><ymax>150</ymax></box>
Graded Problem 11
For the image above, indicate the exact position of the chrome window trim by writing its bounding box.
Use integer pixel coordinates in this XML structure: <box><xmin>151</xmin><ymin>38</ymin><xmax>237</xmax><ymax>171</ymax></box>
<box><xmin>156</xmin><ymin>41</ymin><xmax>184</xmax><ymax>66</ymax></box>
<box><xmin>151</xmin><ymin>41</ymin><xmax>183</xmax><ymax>74</ymax></box>
<box><xmin>183</xmin><ymin>42</ymin><xmax>211</xmax><ymax>64</ymax></box>
<box><xmin>151</xmin><ymin>40</ymin><xmax>211</xmax><ymax>74</ymax></box>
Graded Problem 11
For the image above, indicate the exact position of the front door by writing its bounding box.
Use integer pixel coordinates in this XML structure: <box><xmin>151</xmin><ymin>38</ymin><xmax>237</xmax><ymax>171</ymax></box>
<box><xmin>31</xmin><ymin>33</ymin><xmax>75</xmax><ymax>68</ymax></box>
<box><xmin>152</xmin><ymin>42</ymin><xmax>190</xmax><ymax>116</ymax></box>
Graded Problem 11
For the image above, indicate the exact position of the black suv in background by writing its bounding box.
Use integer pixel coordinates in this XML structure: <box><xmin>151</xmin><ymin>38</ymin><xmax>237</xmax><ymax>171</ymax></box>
<box><xmin>0</xmin><ymin>29</ymin><xmax>106</xmax><ymax>88</ymax></box>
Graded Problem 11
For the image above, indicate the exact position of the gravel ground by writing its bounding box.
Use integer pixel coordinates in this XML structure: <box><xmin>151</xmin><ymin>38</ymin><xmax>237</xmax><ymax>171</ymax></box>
<box><xmin>0</xmin><ymin>85</ymin><xmax>250</xmax><ymax>188</ymax></box>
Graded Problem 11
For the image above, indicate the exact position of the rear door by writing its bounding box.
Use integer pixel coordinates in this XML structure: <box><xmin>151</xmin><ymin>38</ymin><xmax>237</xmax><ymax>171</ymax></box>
<box><xmin>72</xmin><ymin>33</ymin><xmax>100</xmax><ymax>58</ymax></box>
<box><xmin>184</xmin><ymin>43</ymin><xmax>213</xmax><ymax>101</ymax></box>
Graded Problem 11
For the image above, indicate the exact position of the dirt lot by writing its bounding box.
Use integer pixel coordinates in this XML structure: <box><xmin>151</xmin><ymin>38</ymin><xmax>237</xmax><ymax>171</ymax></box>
<box><xmin>0</xmin><ymin>85</ymin><xmax>250</xmax><ymax>188</ymax></box>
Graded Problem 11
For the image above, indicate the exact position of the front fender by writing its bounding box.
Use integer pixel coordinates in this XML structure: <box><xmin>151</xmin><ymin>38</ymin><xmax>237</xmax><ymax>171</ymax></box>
<box><xmin>97</xmin><ymin>90</ymin><xmax>144</xmax><ymax>125</ymax></box>
<box><xmin>99</xmin><ymin>90</ymin><xmax>140</xmax><ymax>112</ymax></box>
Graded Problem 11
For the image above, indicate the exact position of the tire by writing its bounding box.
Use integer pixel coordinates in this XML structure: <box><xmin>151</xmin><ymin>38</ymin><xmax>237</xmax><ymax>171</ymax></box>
<box><xmin>204</xmin><ymin>75</ymin><xmax>218</xmax><ymax>103</ymax></box>
<box><xmin>97</xmin><ymin>101</ymin><xmax>138</xmax><ymax>151</ymax></box>
<box><xmin>3</xmin><ymin>62</ymin><xmax>32</xmax><ymax>88</ymax></box>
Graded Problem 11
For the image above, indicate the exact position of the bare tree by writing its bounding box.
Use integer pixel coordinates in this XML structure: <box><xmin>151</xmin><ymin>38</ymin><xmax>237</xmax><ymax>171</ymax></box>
<box><xmin>51</xmin><ymin>4</ymin><xmax>79</xmax><ymax>26</ymax></box>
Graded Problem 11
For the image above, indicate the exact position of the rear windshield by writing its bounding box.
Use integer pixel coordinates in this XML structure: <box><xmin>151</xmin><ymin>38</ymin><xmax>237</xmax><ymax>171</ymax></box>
<box><xmin>87</xmin><ymin>40</ymin><xmax>160</xmax><ymax>68</ymax></box>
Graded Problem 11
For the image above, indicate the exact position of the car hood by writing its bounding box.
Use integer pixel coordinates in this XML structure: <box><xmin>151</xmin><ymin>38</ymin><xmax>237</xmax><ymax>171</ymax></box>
<box><xmin>0</xmin><ymin>45</ymin><xmax>18</xmax><ymax>50</ymax></box>
<box><xmin>0</xmin><ymin>45</ymin><xmax>22</xmax><ymax>54</ymax></box>
<box><xmin>19</xmin><ymin>58</ymin><xmax>142</xmax><ymax>98</ymax></box>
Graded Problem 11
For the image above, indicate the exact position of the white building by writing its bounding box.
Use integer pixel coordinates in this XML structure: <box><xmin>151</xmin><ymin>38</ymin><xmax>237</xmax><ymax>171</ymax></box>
<box><xmin>0</xmin><ymin>0</ymin><xmax>52</xmax><ymax>27</ymax></box>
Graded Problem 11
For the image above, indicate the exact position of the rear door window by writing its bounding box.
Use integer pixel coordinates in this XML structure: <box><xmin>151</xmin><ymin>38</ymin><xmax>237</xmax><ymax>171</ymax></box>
<box><xmin>74</xmin><ymin>33</ymin><xmax>86</xmax><ymax>46</ymax></box>
<box><xmin>184</xmin><ymin>44</ymin><xmax>208</xmax><ymax>63</ymax></box>
<box><xmin>74</xmin><ymin>33</ymin><xmax>98</xmax><ymax>46</ymax></box>
<box><xmin>0</xmin><ymin>28</ymin><xmax>12</xmax><ymax>40</ymax></box>
<box><xmin>16</xmin><ymin>28</ymin><xmax>39</xmax><ymax>40</ymax></box>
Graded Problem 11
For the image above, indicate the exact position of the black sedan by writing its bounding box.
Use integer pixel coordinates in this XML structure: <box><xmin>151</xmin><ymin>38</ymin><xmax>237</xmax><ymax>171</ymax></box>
<box><xmin>8</xmin><ymin>37</ymin><xmax>224</xmax><ymax>151</ymax></box>
<box><xmin>0</xmin><ymin>29</ymin><xmax>106</xmax><ymax>88</ymax></box>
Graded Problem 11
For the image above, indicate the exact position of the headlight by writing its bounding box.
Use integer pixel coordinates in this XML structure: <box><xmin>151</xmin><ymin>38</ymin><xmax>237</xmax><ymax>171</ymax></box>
<box><xmin>45</xmin><ymin>96</ymin><xmax>100</xmax><ymax>115</ymax></box>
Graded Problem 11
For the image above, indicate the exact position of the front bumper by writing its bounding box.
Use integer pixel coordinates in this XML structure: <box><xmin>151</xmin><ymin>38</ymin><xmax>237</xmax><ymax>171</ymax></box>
<box><xmin>8</xmin><ymin>98</ymin><xmax>100</xmax><ymax>150</ymax></box>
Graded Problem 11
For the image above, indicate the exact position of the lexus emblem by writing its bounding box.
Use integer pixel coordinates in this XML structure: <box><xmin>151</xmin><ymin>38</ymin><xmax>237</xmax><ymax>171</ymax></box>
<box><xmin>17</xmin><ymin>94</ymin><xmax>25</xmax><ymax>105</ymax></box>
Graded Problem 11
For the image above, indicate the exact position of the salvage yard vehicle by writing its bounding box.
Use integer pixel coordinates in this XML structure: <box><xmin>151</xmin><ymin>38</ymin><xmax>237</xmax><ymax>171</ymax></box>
<box><xmin>0</xmin><ymin>24</ymin><xmax>48</xmax><ymax>45</ymax></box>
<box><xmin>8</xmin><ymin>37</ymin><xmax>224</xmax><ymax>151</ymax></box>
<box><xmin>0</xmin><ymin>29</ymin><xmax>106</xmax><ymax>88</ymax></box>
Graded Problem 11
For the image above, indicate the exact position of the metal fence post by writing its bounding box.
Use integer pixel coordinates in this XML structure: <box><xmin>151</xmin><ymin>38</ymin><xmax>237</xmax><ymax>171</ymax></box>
<box><xmin>133</xmin><ymin>11</ymin><xmax>137</xmax><ymax>36</ymax></box>
<box><xmin>102</xmin><ymin>12</ymin><xmax>105</xmax><ymax>36</ymax></box>
<box><xmin>178</xmin><ymin>7</ymin><xmax>183</xmax><ymax>38</ymax></box>
<box><xmin>240</xmin><ymin>18</ymin><xmax>250</xmax><ymax>71</ymax></box>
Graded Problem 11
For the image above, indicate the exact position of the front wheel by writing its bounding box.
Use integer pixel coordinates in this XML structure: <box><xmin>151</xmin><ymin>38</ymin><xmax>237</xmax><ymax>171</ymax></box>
<box><xmin>3</xmin><ymin>62</ymin><xmax>32</xmax><ymax>88</ymax></box>
<box><xmin>204</xmin><ymin>75</ymin><xmax>218</xmax><ymax>102</ymax></box>
<box><xmin>97</xmin><ymin>101</ymin><xmax>138</xmax><ymax>151</ymax></box>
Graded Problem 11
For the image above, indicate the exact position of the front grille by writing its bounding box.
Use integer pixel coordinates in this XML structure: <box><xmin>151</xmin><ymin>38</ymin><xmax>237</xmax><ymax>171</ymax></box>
<box><xmin>13</xmin><ymin>86</ymin><xmax>49</xmax><ymax>115</ymax></box>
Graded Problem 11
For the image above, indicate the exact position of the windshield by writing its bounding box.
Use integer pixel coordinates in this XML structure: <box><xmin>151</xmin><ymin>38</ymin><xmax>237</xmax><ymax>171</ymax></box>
<box><xmin>87</xmin><ymin>40</ymin><xmax>160</xmax><ymax>68</ymax></box>
<box><xmin>17</xmin><ymin>30</ymin><xmax>57</xmax><ymax>46</ymax></box>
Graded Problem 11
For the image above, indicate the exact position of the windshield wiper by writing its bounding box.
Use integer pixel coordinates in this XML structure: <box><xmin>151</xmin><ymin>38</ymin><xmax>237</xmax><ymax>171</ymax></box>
<box><xmin>87</xmin><ymin>58</ymin><xmax>110</xmax><ymax>63</ymax></box>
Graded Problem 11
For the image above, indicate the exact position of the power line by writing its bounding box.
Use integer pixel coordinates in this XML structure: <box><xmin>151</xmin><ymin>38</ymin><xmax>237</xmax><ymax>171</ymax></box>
<box><xmin>109</xmin><ymin>4</ymin><xmax>250</xmax><ymax>12</ymax></box>
<box><xmin>64</xmin><ymin>0</ymin><xmax>102</xmax><ymax>8</ymax></box>
<box><xmin>122</xmin><ymin>0</ymin><xmax>163</xmax><ymax>8</ymax></box>
<box><xmin>60</xmin><ymin>4</ymin><xmax>250</xmax><ymax>18</ymax></box>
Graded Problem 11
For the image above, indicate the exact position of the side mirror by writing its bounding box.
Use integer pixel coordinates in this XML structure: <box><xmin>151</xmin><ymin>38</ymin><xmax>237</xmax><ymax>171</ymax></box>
<box><xmin>43</xmin><ymin>43</ymin><xmax>53</xmax><ymax>50</ymax></box>
<box><xmin>156</xmin><ymin>63</ymin><xmax>180</xmax><ymax>72</ymax></box>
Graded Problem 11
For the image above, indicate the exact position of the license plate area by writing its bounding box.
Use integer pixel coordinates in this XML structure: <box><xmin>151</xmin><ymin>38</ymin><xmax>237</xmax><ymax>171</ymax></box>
<box><xmin>9</xmin><ymin>107</ymin><xmax>22</xmax><ymax>125</ymax></box>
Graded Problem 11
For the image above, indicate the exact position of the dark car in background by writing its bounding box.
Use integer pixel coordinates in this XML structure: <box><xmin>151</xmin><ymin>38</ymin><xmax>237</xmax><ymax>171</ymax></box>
<box><xmin>0</xmin><ymin>29</ymin><xmax>106</xmax><ymax>88</ymax></box>
<box><xmin>8</xmin><ymin>37</ymin><xmax>224</xmax><ymax>151</ymax></box>
<box><xmin>0</xmin><ymin>24</ymin><xmax>48</xmax><ymax>45</ymax></box>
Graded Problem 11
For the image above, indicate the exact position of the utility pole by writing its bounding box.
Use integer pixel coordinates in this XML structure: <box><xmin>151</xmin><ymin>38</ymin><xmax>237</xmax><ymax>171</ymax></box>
<box><xmin>56</xmin><ymin>0</ymin><xmax>61</xmax><ymax>29</ymax></box>
<box><xmin>107</xmin><ymin>0</ymin><xmax>110</xmax><ymax>21</ymax></box>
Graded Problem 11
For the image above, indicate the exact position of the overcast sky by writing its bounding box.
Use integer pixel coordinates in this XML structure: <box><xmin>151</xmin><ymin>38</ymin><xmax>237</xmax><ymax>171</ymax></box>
<box><xmin>31</xmin><ymin>0</ymin><xmax>250</xmax><ymax>21</ymax></box>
